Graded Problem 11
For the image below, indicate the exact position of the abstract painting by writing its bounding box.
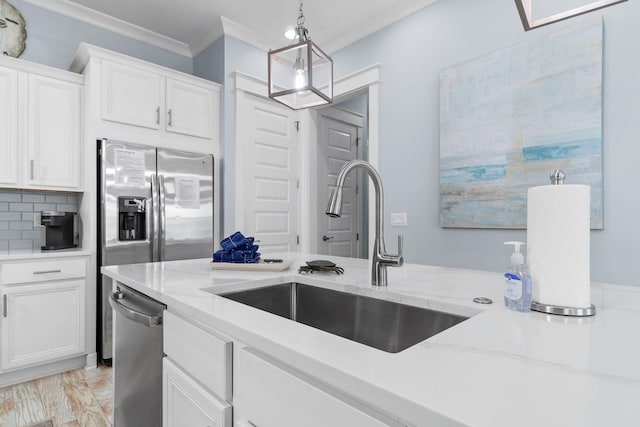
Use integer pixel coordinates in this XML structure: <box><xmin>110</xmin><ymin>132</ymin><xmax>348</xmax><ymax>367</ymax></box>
<box><xmin>439</xmin><ymin>19</ymin><xmax>603</xmax><ymax>229</ymax></box>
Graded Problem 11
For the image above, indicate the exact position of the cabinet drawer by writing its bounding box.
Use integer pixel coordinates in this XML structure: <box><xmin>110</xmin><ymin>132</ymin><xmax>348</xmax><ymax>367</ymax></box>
<box><xmin>235</xmin><ymin>348</ymin><xmax>390</xmax><ymax>427</ymax></box>
<box><xmin>163</xmin><ymin>311</ymin><xmax>232</xmax><ymax>401</ymax></box>
<box><xmin>1</xmin><ymin>258</ymin><xmax>86</xmax><ymax>285</ymax></box>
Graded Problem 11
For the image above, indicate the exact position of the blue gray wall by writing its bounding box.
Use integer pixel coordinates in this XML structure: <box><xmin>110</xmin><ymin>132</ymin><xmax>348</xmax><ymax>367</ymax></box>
<box><xmin>330</xmin><ymin>0</ymin><xmax>639</xmax><ymax>285</ymax></box>
<box><xmin>12</xmin><ymin>0</ymin><xmax>191</xmax><ymax>73</ymax></box>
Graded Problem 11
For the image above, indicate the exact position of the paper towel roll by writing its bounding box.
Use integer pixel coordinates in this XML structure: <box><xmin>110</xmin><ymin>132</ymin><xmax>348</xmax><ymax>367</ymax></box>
<box><xmin>527</xmin><ymin>184</ymin><xmax>590</xmax><ymax>308</ymax></box>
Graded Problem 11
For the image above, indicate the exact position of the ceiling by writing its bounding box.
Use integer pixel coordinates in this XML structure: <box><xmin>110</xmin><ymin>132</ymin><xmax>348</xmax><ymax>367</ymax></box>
<box><xmin>22</xmin><ymin>0</ymin><xmax>438</xmax><ymax>57</ymax></box>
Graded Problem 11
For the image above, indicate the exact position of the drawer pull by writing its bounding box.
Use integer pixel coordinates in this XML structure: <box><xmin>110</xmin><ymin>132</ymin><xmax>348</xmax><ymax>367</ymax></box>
<box><xmin>33</xmin><ymin>269</ymin><xmax>62</xmax><ymax>275</ymax></box>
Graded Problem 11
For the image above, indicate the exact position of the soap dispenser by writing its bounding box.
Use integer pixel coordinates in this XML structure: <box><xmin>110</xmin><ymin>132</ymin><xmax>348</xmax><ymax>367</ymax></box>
<box><xmin>504</xmin><ymin>241</ymin><xmax>532</xmax><ymax>312</ymax></box>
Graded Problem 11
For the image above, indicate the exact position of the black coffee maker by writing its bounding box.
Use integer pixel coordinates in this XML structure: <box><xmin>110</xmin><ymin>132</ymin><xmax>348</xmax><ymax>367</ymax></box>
<box><xmin>41</xmin><ymin>211</ymin><xmax>78</xmax><ymax>250</ymax></box>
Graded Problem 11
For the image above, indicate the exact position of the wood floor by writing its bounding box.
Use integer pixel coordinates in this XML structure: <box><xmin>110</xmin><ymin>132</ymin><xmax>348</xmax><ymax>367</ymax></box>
<box><xmin>0</xmin><ymin>365</ymin><xmax>113</xmax><ymax>427</ymax></box>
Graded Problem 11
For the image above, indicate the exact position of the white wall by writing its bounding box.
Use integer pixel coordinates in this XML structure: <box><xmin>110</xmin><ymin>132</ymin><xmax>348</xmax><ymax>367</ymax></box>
<box><xmin>328</xmin><ymin>0</ymin><xmax>639</xmax><ymax>286</ymax></box>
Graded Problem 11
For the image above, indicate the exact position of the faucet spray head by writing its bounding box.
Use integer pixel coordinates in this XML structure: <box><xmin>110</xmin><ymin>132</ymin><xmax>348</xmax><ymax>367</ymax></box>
<box><xmin>325</xmin><ymin>187</ymin><xmax>344</xmax><ymax>218</ymax></box>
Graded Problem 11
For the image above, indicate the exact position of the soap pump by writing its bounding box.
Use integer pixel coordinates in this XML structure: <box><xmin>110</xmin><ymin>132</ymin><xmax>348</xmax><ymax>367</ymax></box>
<box><xmin>503</xmin><ymin>241</ymin><xmax>532</xmax><ymax>312</ymax></box>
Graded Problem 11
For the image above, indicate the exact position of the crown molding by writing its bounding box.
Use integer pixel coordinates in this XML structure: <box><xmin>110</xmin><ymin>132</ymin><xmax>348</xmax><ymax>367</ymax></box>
<box><xmin>220</xmin><ymin>16</ymin><xmax>281</xmax><ymax>52</ymax></box>
<box><xmin>21</xmin><ymin>0</ymin><xmax>192</xmax><ymax>57</ymax></box>
<box><xmin>322</xmin><ymin>0</ymin><xmax>438</xmax><ymax>53</ymax></box>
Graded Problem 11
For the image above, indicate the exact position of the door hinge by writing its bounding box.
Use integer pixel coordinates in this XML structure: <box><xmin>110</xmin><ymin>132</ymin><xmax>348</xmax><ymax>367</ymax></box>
<box><xmin>296</xmin><ymin>235</ymin><xmax>300</xmax><ymax>245</ymax></box>
<box><xmin>356</xmin><ymin>233</ymin><xmax>359</xmax><ymax>241</ymax></box>
<box><xmin>294</xmin><ymin>121</ymin><xmax>300</xmax><ymax>132</ymax></box>
<box><xmin>296</xmin><ymin>178</ymin><xmax>300</xmax><ymax>189</ymax></box>
<box><xmin>356</xmin><ymin>137</ymin><xmax>361</xmax><ymax>147</ymax></box>
<box><xmin>356</xmin><ymin>185</ymin><xmax>359</xmax><ymax>195</ymax></box>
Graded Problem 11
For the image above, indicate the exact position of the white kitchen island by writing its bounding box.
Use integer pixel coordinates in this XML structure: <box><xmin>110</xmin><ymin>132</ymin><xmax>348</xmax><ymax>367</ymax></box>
<box><xmin>101</xmin><ymin>253</ymin><xmax>640</xmax><ymax>427</ymax></box>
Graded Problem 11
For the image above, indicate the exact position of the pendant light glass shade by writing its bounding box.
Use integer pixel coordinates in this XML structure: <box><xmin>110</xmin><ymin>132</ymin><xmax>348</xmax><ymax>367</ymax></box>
<box><xmin>268</xmin><ymin>1</ymin><xmax>333</xmax><ymax>110</ymax></box>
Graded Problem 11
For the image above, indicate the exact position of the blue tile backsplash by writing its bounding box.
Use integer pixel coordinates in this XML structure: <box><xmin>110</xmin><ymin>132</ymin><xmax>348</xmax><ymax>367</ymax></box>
<box><xmin>0</xmin><ymin>190</ymin><xmax>79</xmax><ymax>250</ymax></box>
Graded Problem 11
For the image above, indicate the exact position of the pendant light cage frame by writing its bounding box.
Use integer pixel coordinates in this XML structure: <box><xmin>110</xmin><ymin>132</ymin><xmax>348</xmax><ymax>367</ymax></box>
<box><xmin>268</xmin><ymin>0</ymin><xmax>333</xmax><ymax>110</ymax></box>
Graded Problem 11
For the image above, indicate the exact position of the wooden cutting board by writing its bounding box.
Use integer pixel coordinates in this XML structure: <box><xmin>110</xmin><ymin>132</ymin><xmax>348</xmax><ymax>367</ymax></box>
<box><xmin>211</xmin><ymin>259</ymin><xmax>295</xmax><ymax>271</ymax></box>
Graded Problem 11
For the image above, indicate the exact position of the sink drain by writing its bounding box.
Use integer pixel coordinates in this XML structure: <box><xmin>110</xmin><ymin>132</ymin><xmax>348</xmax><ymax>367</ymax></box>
<box><xmin>473</xmin><ymin>297</ymin><xmax>493</xmax><ymax>304</ymax></box>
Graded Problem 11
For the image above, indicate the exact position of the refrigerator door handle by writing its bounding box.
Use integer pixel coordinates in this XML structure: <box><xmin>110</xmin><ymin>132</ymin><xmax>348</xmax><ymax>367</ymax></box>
<box><xmin>159</xmin><ymin>174</ymin><xmax>166</xmax><ymax>260</ymax></box>
<box><xmin>151</xmin><ymin>173</ymin><xmax>160</xmax><ymax>262</ymax></box>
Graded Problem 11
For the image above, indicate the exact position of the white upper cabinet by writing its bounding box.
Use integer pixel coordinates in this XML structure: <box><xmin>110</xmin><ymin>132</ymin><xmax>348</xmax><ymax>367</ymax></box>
<box><xmin>101</xmin><ymin>59</ymin><xmax>162</xmax><ymax>130</ymax></box>
<box><xmin>0</xmin><ymin>56</ymin><xmax>83</xmax><ymax>192</ymax></box>
<box><xmin>26</xmin><ymin>74</ymin><xmax>82</xmax><ymax>189</ymax></box>
<box><xmin>99</xmin><ymin>56</ymin><xmax>218</xmax><ymax>140</ymax></box>
<box><xmin>0</xmin><ymin>66</ymin><xmax>18</xmax><ymax>186</ymax></box>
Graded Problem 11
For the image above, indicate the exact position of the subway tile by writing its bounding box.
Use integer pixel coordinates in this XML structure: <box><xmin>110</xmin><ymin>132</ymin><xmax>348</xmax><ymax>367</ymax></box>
<box><xmin>0</xmin><ymin>202</ymin><xmax>7</xmax><ymax>211</ymax></box>
<box><xmin>0</xmin><ymin>192</ymin><xmax>21</xmax><ymax>202</ymax></box>
<box><xmin>22</xmin><ymin>212</ymin><xmax>34</xmax><ymax>221</ymax></box>
<box><xmin>22</xmin><ymin>193</ymin><xmax>46</xmax><ymax>203</ymax></box>
<box><xmin>0</xmin><ymin>212</ymin><xmax>21</xmax><ymax>221</ymax></box>
<box><xmin>9</xmin><ymin>203</ymin><xmax>33</xmax><ymax>212</ymax></box>
<box><xmin>31</xmin><ymin>240</ymin><xmax>42</xmax><ymax>249</ymax></box>
<box><xmin>33</xmin><ymin>203</ymin><xmax>56</xmax><ymax>212</ymax></box>
<box><xmin>57</xmin><ymin>204</ymin><xmax>78</xmax><ymax>212</ymax></box>
<box><xmin>0</xmin><ymin>231</ymin><xmax>21</xmax><ymax>240</ymax></box>
<box><xmin>45</xmin><ymin>194</ymin><xmax>68</xmax><ymax>203</ymax></box>
<box><xmin>67</xmin><ymin>194</ymin><xmax>78</xmax><ymax>203</ymax></box>
<box><xmin>10</xmin><ymin>221</ymin><xmax>33</xmax><ymax>231</ymax></box>
<box><xmin>22</xmin><ymin>230</ymin><xmax>43</xmax><ymax>240</ymax></box>
<box><xmin>0</xmin><ymin>240</ymin><xmax>7</xmax><ymax>250</ymax></box>
<box><xmin>0</xmin><ymin>222</ymin><xmax>7</xmax><ymax>230</ymax></box>
<box><xmin>9</xmin><ymin>240</ymin><xmax>33</xmax><ymax>249</ymax></box>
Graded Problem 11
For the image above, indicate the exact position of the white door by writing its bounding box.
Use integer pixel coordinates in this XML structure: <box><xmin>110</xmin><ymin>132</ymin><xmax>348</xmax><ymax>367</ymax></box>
<box><xmin>318</xmin><ymin>110</ymin><xmax>364</xmax><ymax>258</ymax></box>
<box><xmin>237</xmin><ymin>92</ymin><xmax>299</xmax><ymax>253</ymax></box>
<box><xmin>25</xmin><ymin>74</ymin><xmax>82</xmax><ymax>190</ymax></box>
<box><xmin>1</xmin><ymin>280</ymin><xmax>85</xmax><ymax>370</ymax></box>
<box><xmin>0</xmin><ymin>66</ymin><xmax>18</xmax><ymax>186</ymax></box>
<box><xmin>165</xmin><ymin>78</ymin><xmax>216</xmax><ymax>139</ymax></box>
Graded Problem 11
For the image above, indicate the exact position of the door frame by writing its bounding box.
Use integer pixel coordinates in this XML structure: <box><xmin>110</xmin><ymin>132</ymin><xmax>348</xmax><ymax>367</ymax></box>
<box><xmin>234</xmin><ymin>64</ymin><xmax>380</xmax><ymax>256</ymax></box>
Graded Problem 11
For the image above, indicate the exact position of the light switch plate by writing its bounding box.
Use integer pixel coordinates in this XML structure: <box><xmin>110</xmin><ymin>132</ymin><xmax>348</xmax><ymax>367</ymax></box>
<box><xmin>391</xmin><ymin>213</ymin><xmax>407</xmax><ymax>226</ymax></box>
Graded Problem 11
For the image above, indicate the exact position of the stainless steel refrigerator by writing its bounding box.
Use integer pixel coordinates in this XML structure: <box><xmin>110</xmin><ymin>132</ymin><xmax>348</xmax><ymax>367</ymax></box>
<box><xmin>97</xmin><ymin>138</ymin><xmax>214</xmax><ymax>362</ymax></box>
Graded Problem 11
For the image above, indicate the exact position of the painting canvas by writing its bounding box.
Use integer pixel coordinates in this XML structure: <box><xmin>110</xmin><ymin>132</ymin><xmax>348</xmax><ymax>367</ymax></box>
<box><xmin>439</xmin><ymin>19</ymin><xmax>603</xmax><ymax>229</ymax></box>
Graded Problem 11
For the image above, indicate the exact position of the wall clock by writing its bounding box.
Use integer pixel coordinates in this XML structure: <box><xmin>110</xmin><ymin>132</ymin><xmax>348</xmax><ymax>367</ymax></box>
<box><xmin>0</xmin><ymin>0</ymin><xmax>26</xmax><ymax>57</ymax></box>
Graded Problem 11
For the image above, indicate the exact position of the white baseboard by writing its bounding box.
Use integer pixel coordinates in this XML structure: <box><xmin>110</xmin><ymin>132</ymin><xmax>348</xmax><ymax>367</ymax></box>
<box><xmin>0</xmin><ymin>354</ymin><xmax>86</xmax><ymax>388</ymax></box>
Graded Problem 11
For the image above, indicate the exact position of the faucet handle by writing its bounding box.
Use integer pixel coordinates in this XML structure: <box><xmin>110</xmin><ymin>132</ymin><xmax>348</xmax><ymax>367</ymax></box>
<box><xmin>395</xmin><ymin>235</ymin><xmax>404</xmax><ymax>266</ymax></box>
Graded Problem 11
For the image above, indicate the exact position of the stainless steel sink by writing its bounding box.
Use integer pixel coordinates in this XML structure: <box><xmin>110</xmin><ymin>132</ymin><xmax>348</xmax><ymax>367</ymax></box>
<box><xmin>219</xmin><ymin>283</ymin><xmax>468</xmax><ymax>353</ymax></box>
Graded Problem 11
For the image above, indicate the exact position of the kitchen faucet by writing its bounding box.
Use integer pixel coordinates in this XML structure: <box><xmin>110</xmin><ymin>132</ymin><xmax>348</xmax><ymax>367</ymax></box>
<box><xmin>326</xmin><ymin>160</ymin><xmax>403</xmax><ymax>286</ymax></box>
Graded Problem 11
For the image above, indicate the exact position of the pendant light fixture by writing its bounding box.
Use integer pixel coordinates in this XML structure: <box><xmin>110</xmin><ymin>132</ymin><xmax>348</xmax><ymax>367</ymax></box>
<box><xmin>268</xmin><ymin>0</ymin><xmax>333</xmax><ymax>110</ymax></box>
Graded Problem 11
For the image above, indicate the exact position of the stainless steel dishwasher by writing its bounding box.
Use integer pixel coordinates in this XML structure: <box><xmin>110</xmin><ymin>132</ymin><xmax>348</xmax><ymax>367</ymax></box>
<box><xmin>109</xmin><ymin>283</ymin><xmax>165</xmax><ymax>427</ymax></box>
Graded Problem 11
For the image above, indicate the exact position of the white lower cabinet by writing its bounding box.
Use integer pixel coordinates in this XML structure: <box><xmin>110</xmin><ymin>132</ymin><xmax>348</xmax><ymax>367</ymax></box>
<box><xmin>163</xmin><ymin>358</ymin><xmax>231</xmax><ymax>427</ymax></box>
<box><xmin>0</xmin><ymin>279</ymin><xmax>85</xmax><ymax>370</ymax></box>
<box><xmin>234</xmin><ymin>347</ymin><xmax>390</xmax><ymax>427</ymax></box>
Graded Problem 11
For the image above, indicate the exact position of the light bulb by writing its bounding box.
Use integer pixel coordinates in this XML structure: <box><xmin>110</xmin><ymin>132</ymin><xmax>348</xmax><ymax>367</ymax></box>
<box><xmin>295</xmin><ymin>69</ymin><xmax>306</xmax><ymax>89</ymax></box>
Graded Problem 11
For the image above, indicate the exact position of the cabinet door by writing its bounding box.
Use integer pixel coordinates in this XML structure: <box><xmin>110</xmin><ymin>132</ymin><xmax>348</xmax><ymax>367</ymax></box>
<box><xmin>163</xmin><ymin>358</ymin><xmax>231</xmax><ymax>427</ymax></box>
<box><xmin>235</xmin><ymin>348</ymin><xmax>390</xmax><ymax>427</ymax></box>
<box><xmin>101</xmin><ymin>59</ymin><xmax>162</xmax><ymax>130</ymax></box>
<box><xmin>1</xmin><ymin>279</ymin><xmax>86</xmax><ymax>370</ymax></box>
<box><xmin>25</xmin><ymin>74</ymin><xmax>82</xmax><ymax>190</ymax></box>
<box><xmin>165</xmin><ymin>78</ymin><xmax>216</xmax><ymax>139</ymax></box>
<box><xmin>0</xmin><ymin>66</ymin><xmax>18</xmax><ymax>186</ymax></box>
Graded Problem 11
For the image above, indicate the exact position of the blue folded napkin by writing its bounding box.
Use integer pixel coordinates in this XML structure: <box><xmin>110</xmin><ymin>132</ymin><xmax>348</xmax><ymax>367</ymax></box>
<box><xmin>220</xmin><ymin>231</ymin><xmax>255</xmax><ymax>251</ymax></box>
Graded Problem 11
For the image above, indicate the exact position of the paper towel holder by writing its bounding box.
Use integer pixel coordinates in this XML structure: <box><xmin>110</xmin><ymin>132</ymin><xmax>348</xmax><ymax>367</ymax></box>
<box><xmin>530</xmin><ymin>169</ymin><xmax>596</xmax><ymax>317</ymax></box>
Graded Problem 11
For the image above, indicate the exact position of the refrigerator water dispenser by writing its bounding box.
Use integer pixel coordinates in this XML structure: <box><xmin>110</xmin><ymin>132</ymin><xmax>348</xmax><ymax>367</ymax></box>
<box><xmin>118</xmin><ymin>197</ymin><xmax>146</xmax><ymax>241</ymax></box>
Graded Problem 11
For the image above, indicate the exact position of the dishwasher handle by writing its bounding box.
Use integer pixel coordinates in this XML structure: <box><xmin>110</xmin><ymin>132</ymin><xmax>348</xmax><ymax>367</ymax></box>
<box><xmin>109</xmin><ymin>291</ymin><xmax>163</xmax><ymax>327</ymax></box>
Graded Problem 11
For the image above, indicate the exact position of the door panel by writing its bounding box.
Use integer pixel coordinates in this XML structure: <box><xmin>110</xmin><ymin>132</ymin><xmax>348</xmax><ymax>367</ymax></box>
<box><xmin>157</xmin><ymin>148</ymin><xmax>214</xmax><ymax>261</ymax></box>
<box><xmin>238</xmin><ymin>93</ymin><xmax>298</xmax><ymax>254</ymax></box>
<box><xmin>0</xmin><ymin>66</ymin><xmax>18</xmax><ymax>186</ymax></box>
<box><xmin>165</xmin><ymin>78</ymin><xmax>215</xmax><ymax>139</ymax></box>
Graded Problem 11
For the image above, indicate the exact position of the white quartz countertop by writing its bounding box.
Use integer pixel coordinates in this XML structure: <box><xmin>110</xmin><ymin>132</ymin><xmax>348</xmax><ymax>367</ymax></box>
<box><xmin>101</xmin><ymin>253</ymin><xmax>640</xmax><ymax>427</ymax></box>
<box><xmin>0</xmin><ymin>248</ymin><xmax>91</xmax><ymax>261</ymax></box>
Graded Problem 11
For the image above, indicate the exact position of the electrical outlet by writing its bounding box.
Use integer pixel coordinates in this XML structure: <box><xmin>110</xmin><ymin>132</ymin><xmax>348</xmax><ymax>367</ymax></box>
<box><xmin>390</xmin><ymin>212</ymin><xmax>407</xmax><ymax>226</ymax></box>
<box><xmin>33</xmin><ymin>211</ymin><xmax>42</xmax><ymax>227</ymax></box>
